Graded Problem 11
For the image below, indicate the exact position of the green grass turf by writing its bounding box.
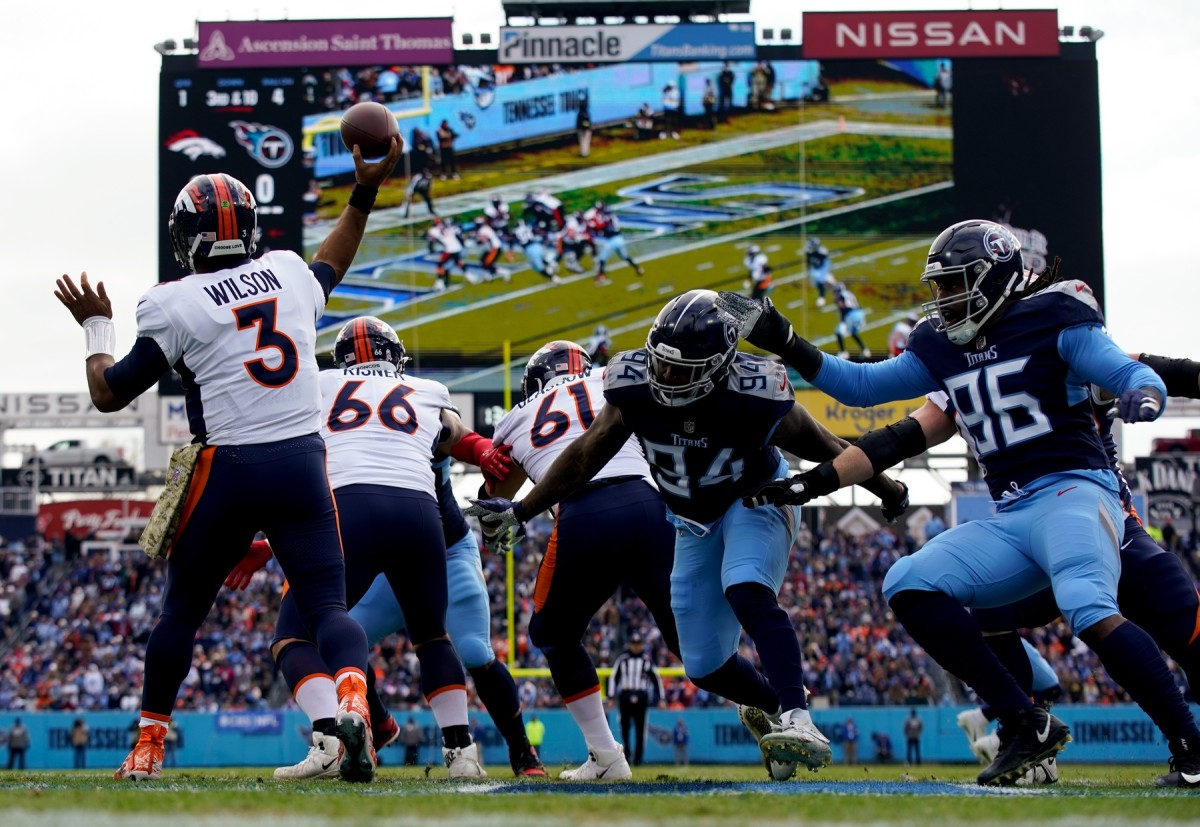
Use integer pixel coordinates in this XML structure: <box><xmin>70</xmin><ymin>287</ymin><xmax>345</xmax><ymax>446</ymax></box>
<box><xmin>0</xmin><ymin>764</ymin><xmax>1194</xmax><ymax>824</ymax></box>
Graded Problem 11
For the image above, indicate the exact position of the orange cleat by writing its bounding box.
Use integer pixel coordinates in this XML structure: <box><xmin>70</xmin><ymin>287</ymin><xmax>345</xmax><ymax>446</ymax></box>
<box><xmin>335</xmin><ymin>673</ymin><xmax>376</xmax><ymax>783</ymax></box>
<box><xmin>114</xmin><ymin>724</ymin><xmax>166</xmax><ymax>781</ymax></box>
<box><xmin>373</xmin><ymin>713</ymin><xmax>400</xmax><ymax>753</ymax></box>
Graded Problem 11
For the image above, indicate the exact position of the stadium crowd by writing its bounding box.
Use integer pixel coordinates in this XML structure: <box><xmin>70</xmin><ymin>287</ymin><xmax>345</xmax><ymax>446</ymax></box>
<box><xmin>0</xmin><ymin>511</ymin><xmax>1192</xmax><ymax>715</ymax></box>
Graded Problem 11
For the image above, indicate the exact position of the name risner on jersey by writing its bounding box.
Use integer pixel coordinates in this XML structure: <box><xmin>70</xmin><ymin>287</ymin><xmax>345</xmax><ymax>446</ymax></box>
<box><xmin>907</xmin><ymin>280</ymin><xmax>1112</xmax><ymax>501</ymax></box>
<box><xmin>492</xmin><ymin>369</ymin><xmax>652</xmax><ymax>487</ymax></box>
<box><xmin>319</xmin><ymin>365</ymin><xmax>456</xmax><ymax>496</ymax></box>
<box><xmin>135</xmin><ymin>250</ymin><xmax>325</xmax><ymax>446</ymax></box>
<box><xmin>603</xmin><ymin>350</ymin><xmax>794</xmax><ymax>522</ymax></box>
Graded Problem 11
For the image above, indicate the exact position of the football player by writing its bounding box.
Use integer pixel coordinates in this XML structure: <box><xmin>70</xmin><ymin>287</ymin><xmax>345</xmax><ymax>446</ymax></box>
<box><xmin>718</xmin><ymin>220</ymin><xmax>1200</xmax><ymax>787</ymax></box>
<box><xmin>468</xmin><ymin>293</ymin><xmax>909</xmax><ymax>780</ymax></box>
<box><xmin>743</xmin><ymin>244</ymin><xmax>771</xmax><ymax>300</ymax></box>
<box><xmin>804</xmin><ymin>237</ymin><xmax>833</xmax><ymax>307</ymax></box>
<box><xmin>832</xmin><ymin>282</ymin><xmax>870</xmax><ymax>359</ymax></box>
<box><xmin>512</xmin><ymin>220</ymin><xmax>560</xmax><ymax>284</ymax></box>
<box><xmin>427</xmin><ymin>218</ymin><xmax>471</xmax><ymax>290</ymax></box>
<box><xmin>472</xmin><ymin>216</ymin><xmax>510</xmax><ymax>282</ymax></box>
<box><xmin>53</xmin><ymin>139</ymin><xmax>402</xmax><ymax>781</ymax></box>
<box><xmin>589</xmin><ymin>201</ymin><xmax>643</xmax><ymax>285</ymax></box>
<box><xmin>479</xmin><ymin>340</ymin><xmax>679</xmax><ymax>780</ymax></box>
<box><xmin>265</xmin><ymin>317</ymin><xmax>502</xmax><ymax>780</ymax></box>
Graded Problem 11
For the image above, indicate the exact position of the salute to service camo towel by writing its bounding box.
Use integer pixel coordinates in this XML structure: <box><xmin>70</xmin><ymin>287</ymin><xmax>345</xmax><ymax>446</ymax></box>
<box><xmin>138</xmin><ymin>443</ymin><xmax>201</xmax><ymax>559</ymax></box>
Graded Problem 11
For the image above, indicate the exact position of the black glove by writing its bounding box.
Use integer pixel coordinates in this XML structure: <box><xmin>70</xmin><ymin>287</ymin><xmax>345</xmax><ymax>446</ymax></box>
<box><xmin>880</xmin><ymin>481</ymin><xmax>910</xmax><ymax>524</ymax></box>
<box><xmin>715</xmin><ymin>292</ymin><xmax>794</xmax><ymax>353</ymax></box>
<box><xmin>742</xmin><ymin>464</ymin><xmax>840</xmax><ymax>509</ymax></box>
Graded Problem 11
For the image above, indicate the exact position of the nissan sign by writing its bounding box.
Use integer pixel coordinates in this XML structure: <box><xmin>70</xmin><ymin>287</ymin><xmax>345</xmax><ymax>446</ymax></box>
<box><xmin>802</xmin><ymin>10</ymin><xmax>1060</xmax><ymax>59</ymax></box>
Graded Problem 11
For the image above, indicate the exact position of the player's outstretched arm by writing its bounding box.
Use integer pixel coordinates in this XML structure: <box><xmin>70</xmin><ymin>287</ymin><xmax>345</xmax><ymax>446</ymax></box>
<box><xmin>312</xmin><ymin>137</ymin><xmax>403</xmax><ymax>288</ymax></box>
<box><xmin>1135</xmin><ymin>353</ymin><xmax>1200</xmax><ymax>398</ymax></box>
<box><xmin>1059</xmin><ymin>326</ymin><xmax>1166</xmax><ymax>423</ymax></box>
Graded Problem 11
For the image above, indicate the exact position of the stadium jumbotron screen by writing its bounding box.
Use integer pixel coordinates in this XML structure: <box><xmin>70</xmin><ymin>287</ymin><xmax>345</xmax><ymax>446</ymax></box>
<box><xmin>158</xmin><ymin>31</ymin><xmax>1102</xmax><ymax>378</ymax></box>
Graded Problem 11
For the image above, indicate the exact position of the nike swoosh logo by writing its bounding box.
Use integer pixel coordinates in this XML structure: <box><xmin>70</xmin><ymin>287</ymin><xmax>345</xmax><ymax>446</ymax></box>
<box><xmin>1181</xmin><ymin>771</ymin><xmax>1200</xmax><ymax>784</ymax></box>
<box><xmin>321</xmin><ymin>757</ymin><xmax>337</xmax><ymax>770</ymax></box>
<box><xmin>1036</xmin><ymin>717</ymin><xmax>1052</xmax><ymax>743</ymax></box>
<box><xmin>1057</xmin><ymin>487</ymin><xmax>1077</xmax><ymax>496</ymax></box>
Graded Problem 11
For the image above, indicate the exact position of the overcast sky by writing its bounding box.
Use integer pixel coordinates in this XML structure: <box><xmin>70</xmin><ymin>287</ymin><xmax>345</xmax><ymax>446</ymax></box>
<box><xmin>1</xmin><ymin>0</ymin><xmax>1196</xmax><ymax>462</ymax></box>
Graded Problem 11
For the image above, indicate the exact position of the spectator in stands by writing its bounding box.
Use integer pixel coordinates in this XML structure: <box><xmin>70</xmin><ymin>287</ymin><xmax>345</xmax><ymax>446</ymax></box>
<box><xmin>672</xmin><ymin>718</ymin><xmax>690</xmax><ymax>766</ymax></box>
<box><xmin>701</xmin><ymin>80</ymin><xmax>717</xmax><ymax>129</ymax></box>
<box><xmin>409</xmin><ymin>127</ymin><xmax>435</xmax><ymax>174</ymax></box>
<box><xmin>871</xmin><ymin>730</ymin><xmax>894</xmax><ymax>763</ymax></box>
<box><xmin>843</xmin><ymin>717</ymin><xmax>859</xmax><ymax>765</ymax></box>
<box><xmin>401</xmin><ymin>716</ymin><xmax>423</xmax><ymax>766</ymax></box>
<box><xmin>717</xmin><ymin>63</ymin><xmax>735</xmax><ymax>121</ymax></box>
<box><xmin>660</xmin><ymin>83</ymin><xmax>681</xmax><ymax>139</ymax></box>
<box><xmin>525</xmin><ymin>714</ymin><xmax>545</xmax><ymax>754</ymax></box>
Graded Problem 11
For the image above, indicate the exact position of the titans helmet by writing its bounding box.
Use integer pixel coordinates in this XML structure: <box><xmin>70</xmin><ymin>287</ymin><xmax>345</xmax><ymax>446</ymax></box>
<box><xmin>646</xmin><ymin>289</ymin><xmax>738</xmax><ymax>407</ymax></box>
<box><xmin>920</xmin><ymin>220</ymin><xmax>1026</xmax><ymax>345</ymax></box>
<box><xmin>522</xmin><ymin>340</ymin><xmax>591</xmax><ymax>400</ymax></box>
<box><xmin>169</xmin><ymin>173</ymin><xmax>257</xmax><ymax>272</ymax></box>
<box><xmin>747</xmin><ymin>244</ymin><xmax>761</xmax><ymax>256</ymax></box>
<box><xmin>806</xmin><ymin>237</ymin><xmax>821</xmax><ymax>251</ymax></box>
<box><xmin>333</xmin><ymin>316</ymin><xmax>409</xmax><ymax>371</ymax></box>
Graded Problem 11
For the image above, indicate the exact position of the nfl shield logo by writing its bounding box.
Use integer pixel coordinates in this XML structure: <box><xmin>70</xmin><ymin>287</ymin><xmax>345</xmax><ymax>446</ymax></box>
<box><xmin>684</xmin><ymin>421</ymin><xmax>695</xmax><ymax>434</ymax></box>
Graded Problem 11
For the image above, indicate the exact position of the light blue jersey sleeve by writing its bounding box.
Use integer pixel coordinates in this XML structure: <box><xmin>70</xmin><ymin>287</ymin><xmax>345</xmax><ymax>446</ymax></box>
<box><xmin>811</xmin><ymin>349</ymin><xmax>941</xmax><ymax>407</ymax></box>
<box><xmin>1058</xmin><ymin>324</ymin><xmax>1167</xmax><ymax>416</ymax></box>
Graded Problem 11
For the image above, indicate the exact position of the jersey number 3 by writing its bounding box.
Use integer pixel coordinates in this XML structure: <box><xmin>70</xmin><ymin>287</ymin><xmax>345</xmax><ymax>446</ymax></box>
<box><xmin>234</xmin><ymin>299</ymin><xmax>298</xmax><ymax>388</ymax></box>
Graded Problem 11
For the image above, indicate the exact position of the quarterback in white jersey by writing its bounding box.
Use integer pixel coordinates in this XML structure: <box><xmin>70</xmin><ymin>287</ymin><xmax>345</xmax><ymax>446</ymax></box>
<box><xmin>53</xmin><ymin>139</ymin><xmax>402</xmax><ymax>783</ymax></box>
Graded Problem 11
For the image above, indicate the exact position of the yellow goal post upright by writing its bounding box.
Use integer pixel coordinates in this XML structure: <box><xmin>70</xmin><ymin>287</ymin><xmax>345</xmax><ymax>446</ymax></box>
<box><xmin>497</xmin><ymin>342</ymin><xmax>687</xmax><ymax>694</ymax></box>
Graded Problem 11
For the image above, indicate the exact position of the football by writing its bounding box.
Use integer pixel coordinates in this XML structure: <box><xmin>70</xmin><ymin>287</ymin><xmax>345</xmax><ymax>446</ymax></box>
<box><xmin>339</xmin><ymin>101</ymin><xmax>402</xmax><ymax>159</ymax></box>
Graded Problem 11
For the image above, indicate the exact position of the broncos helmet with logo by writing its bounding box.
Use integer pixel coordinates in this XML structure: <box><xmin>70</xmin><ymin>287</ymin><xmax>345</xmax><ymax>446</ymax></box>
<box><xmin>333</xmin><ymin>316</ymin><xmax>409</xmax><ymax>371</ymax></box>
<box><xmin>169</xmin><ymin>173</ymin><xmax>258</xmax><ymax>272</ymax></box>
<box><xmin>920</xmin><ymin>219</ymin><xmax>1027</xmax><ymax>345</ymax></box>
<box><xmin>646</xmin><ymin>289</ymin><xmax>739</xmax><ymax>407</ymax></box>
<box><xmin>522</xmin><ymin>341</ymin><xmax>591</xmax><ymax>400</ymax></box>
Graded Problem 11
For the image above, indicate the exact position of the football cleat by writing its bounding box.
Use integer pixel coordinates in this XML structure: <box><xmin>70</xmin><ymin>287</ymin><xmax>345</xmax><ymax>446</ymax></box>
<box><xmin>335</xmin><ymin>674</ymin><xmax>377</xmax><ymax>783</ymax></box>
<box><xmin>510</xmin><ymin>745</ymin><xmax>548</xmax><ymax>777</ymax></box>
<box><xmin>559</xmin><ymin>745</ymin><xmax>632</xmax><ymax>780</ymax></box>
<box><xmin>977</xmin><ymin>706</ymin><xmax>1070</xmax><ymax>786</ymax></box>
<box><xmin>114</xmin><ymin>723</ymin><xmax>166</xmax><ymax>781</ymax></box>
<box><xmin>444</xmin><ymin>743</ymin><xmax>488</xmax><ymax>778</ymax></box>
<box><xmin>972</xmin><ymin>731</ymin><xmax>1000</xmax><ymax>764</ymax></box>
<box><xmin>815</xmin><ymin>296</ymin><xmax>827</xmax><ymax>307</ymax></box>
<box><xmin>760</xmin><ymin>708</ymin><xmax>833</xmax><ymax>773</ymax></box>
<box><xmin>1154</xmin><ymin>741</ymin><xmax>1200</xmax><ymax>788</ymax></box>
<box><xmin>273</xmin><ymin>732</ymin><xmax>341</xmax><ymax>780</ymax></box>
<box><xmin>957</xmin><ymin>708</ymin><xmax>991</xmax><ymax>754</ymax></box>
<box><xmin>373</xmin><ymin>714</ymin><xmax>401</xmax><ymax>753</ymax></box>
<box><xmin>738</xmin><ymin>705</ymin><xmax>796</xmax><ymax>781</ymax></box>
<box><xmin>1015</xmin><ymin>755</ymin><xmax>1059</xmax><ymax>785</ymax></box>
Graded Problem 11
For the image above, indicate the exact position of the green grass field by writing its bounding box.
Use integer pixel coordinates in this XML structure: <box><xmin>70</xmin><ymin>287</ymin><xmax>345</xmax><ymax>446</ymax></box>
<box><xmin>1</xmin><ymin>764</ymin><xmax>1194</xmax><ymax>825</ymax></box>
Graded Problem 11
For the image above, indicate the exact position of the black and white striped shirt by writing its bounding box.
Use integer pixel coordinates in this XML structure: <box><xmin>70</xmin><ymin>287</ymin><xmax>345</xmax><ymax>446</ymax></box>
<box><xmin>608</xmin><ymin>649</ymin><xmax>664</xmax><ymax>702</ymax></box>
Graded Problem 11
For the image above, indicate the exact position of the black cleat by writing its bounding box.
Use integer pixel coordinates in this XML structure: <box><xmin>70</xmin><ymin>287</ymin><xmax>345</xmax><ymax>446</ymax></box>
<box><xmin>1154</xmin><ymin>740</ymin><xmax>1200</xmax><ymax>788</ymax></box>
<box><xmin>510</xmin><ymin>745</ymin><xmax>548</xmax><ymax>778</ymax></box>
<box><xmin>977</xmin><ymin>706</ymin><xmax>1070</xmax><ymax>787</ymax></box>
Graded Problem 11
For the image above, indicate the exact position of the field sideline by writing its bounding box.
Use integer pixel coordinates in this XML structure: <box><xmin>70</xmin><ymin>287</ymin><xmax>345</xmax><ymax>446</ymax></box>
<box><xmin>1</xmin><ymin>764</ymin><xmax>1194</xmax><ymax>825</ymax></box>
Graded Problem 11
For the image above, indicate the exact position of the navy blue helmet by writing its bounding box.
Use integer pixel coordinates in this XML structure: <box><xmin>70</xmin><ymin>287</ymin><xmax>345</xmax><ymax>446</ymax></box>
<box><xmin>646</xmin><ymin>289</ymin><xmax>738</xmax><ymax>407</ymax></box>
<box><xmin>333</xmin><ymin>316</ymin><xmax>408</xmax><ymax>371</ymax></box>
<box><xmin>169</xmin><ymin>173</ymin><xmax>257</xmax><ymax>272</ymax></box>
<box><xmin>920</xmin><ymin>220</ymin><xmax>1026</xmax><ymax>345</ymax></box>
<box><xmin>522</xmin><ymin>340</ymin><xmax>591</xmax><ymax>400</ymax></box>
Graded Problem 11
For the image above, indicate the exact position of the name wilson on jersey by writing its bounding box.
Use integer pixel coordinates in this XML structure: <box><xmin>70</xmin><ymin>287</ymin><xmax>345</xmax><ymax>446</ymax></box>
<box><xmin>202</xmin><ymin>269</ymin><xmax>284</xmax><ymax>307</ymax></box>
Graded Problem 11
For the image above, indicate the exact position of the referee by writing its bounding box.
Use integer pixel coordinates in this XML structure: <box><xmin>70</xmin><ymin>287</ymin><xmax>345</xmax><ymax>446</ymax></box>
<box><xmin>608</xmin><ymin>631</ymin><xmax>663</xmax><ymax>766</ymax></box>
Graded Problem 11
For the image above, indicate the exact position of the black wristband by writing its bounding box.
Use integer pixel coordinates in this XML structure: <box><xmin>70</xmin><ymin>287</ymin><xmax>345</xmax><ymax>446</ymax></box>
<box><xmin>348</xmin><ymin>184</ymin><xmax>379</xmax><ymax>214</ymax></box>
<box><xmin>511</xmin><ymin>500</ymin><xmax>528</xmax><ymax>522</ymax></box>
<box><xmin>779</xmin><ymin>334</ymin><xmax>825</xmax><ymax>382</ymax></box>
<box><xmin>856</xmin><ymin>416</ymin><xmax>927</xmax><ymax>476</ymax></box>
<box><xmin>1139</xmin><ymin>353</ymin><xmax>1200</xmax><ymax>399</ymax></box>
<box><xmin>804</xmin><ymin>462</ymin><xmax>842</xmax><ymax>498</ymax></box>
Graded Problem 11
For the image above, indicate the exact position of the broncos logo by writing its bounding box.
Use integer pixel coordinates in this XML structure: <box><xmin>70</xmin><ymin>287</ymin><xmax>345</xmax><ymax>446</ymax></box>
<box><xmin>165</xmin><ymin>130</ymin><xmax>226</xmax><ymax>161</ymax></box>
<box><xmin>229</xmin><ymin>121</ymin><xmax>294</xmax><ymax>169</ymax></box>
<box><xmin>984</xmin><ymin>226</ymin><xmax>1019</xmax><ymax>262</ymax></box>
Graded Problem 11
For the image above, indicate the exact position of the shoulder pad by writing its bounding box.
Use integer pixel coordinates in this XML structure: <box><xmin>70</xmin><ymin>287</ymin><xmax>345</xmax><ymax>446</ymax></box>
<box><xmin>725</xmin><ymin>355</ymin><xmax>793</xmax><ymax>401</ymax></box>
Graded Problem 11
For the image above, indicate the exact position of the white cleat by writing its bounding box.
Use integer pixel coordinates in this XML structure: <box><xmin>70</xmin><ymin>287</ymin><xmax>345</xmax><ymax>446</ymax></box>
<box><xmin>444</xmin><ymin>743</ymin><xmax>488</xmax><ymax>778</ymax></box>
<box><xmin>957</xmin><ymin>708</ymin><xmax>990</xmax><ymax>752</ymax></box>
<box><xmin>973</xmin><ymin>731</ymin><xmax>1001</xmax><ymax>765</ymax></box>
<box><xmin>738</xmin><ymin>705</ymin><xmax>797</xmax><ymax>781</ymax></box>
<box><xmin>816</xmin><ymin>296</ymin><xmax>827</xmax><ymax>307</ymax></box>
<box><xmin>759</xmin><ymin>708</ymin><xmax>832</xmax><ymax>773</ymax></box>
<box><xmin>558</xmin><ymin>745</ymin><xmax>632</xmax><ymax>780</ymax></box>
<box><xmin>1016</xmin><ymin>755</ymin><xmax>1059</xmax><ymax>785</ymax></box>
<box><xmin>274</xmin><ymin>732</ymin><xmax>341</xmax><ymax>780</ymax></box>
<box><xmin>861</xmin><ymin>348</ymin><xmax>872</xmax><ymax>358</ymax></box>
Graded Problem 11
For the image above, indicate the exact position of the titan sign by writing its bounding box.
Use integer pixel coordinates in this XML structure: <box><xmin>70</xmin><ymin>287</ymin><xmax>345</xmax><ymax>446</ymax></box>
<box><xmin>499</xmin><ymin>23</ymin><xmax>755</xmax><ymax>64</ymax></box>
<box><xmin>802</xmin><ymin>10</ymin><xmax>1060</xmax><ymax>59</ymax></box>
<box><xmin>196</xmin><ymin>18</ymin><xmax>454</xmax><ymax>68</ymax></box>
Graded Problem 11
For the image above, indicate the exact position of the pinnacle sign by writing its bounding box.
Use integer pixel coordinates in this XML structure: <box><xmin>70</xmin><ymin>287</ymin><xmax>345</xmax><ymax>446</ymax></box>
<box><xmin>499</xmin><ymin>23</ymin><xmax>755</xmax><ymax>64</ymax></box>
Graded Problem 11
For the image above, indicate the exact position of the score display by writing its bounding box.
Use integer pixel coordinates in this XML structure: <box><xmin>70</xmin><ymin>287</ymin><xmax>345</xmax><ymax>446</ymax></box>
<box><xmin>157</xmin><ymin>56</ymin><xmax>311</xmax><ymax>280</ymax></box>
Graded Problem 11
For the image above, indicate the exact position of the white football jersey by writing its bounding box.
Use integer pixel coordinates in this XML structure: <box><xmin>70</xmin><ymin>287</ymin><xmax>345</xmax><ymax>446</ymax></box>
<box><xmin>492</xmin><ymin>370</ymin><xmax>653</xmax><ymax>486</ymax></box>
<box><xmin>135</xmin><ymin>250</ymin><xmax>325</xmax><ymax>445</ymax></box>
<box><xmin>319</xmin><ymin>365</ymin><xmax>453</xmax><ymax>495</ymax></box>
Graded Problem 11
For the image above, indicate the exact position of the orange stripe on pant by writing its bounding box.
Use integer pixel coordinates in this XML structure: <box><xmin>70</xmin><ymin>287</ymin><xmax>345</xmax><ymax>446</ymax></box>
<box><xmin>532</xmin><ymin>523</ymin><xmax>559</xmax><ymax>612</ymax></box>
<box><xmin>166</xmin><ymin>446</ymin><xmax>216</xmax><ymax>559</ymax></box>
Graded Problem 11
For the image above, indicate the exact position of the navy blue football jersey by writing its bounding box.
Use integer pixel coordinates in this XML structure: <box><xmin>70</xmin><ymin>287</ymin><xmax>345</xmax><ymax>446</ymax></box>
<box><xmin>603</xmin><ymin>350</ymin><xmax>794</xmax><ymax>522</ymax></box>
<box><xmin>908</xmin><ymin>281</ymin><xmax>1110</xmax><ymax>500</ymax></box>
